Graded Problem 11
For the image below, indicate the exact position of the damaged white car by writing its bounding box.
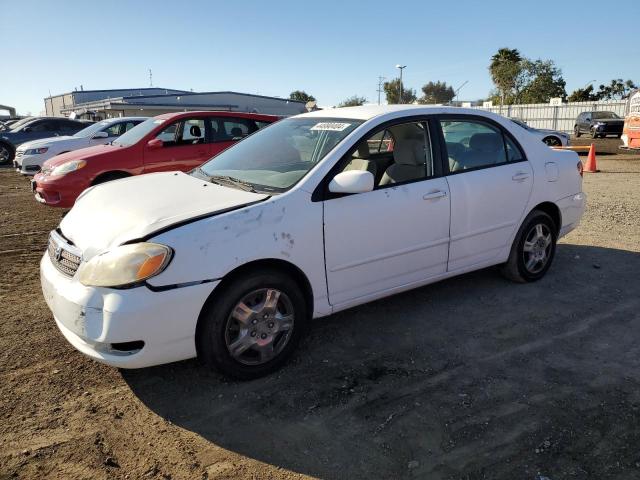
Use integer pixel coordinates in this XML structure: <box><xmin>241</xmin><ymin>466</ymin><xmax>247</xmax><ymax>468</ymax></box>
<box><xmin>41</xmin><ymin>105</ymin><xmax>586</xmax><ymax>378</ymax></box>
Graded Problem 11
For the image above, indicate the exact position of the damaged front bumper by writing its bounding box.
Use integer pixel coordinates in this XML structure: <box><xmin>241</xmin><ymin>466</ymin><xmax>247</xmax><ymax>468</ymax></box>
<box><xmin>40</xmin><ymin>252</ymin><xmax>218</xmax><ymax>368</ymax></box>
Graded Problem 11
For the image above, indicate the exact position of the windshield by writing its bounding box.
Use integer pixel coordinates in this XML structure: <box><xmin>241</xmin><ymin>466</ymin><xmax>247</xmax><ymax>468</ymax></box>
<box><xmin>9</xmin><ymin>117</ymin><xmax>36</xmax><ymax>132</ymax></box>
<box><xmin>73</xmin><ymin>121</ymin><xmax>111</xmax><ymax>138</ymax></box>
<box><xmin>197</xmin><ymin>117</ymin><xmax>363</xmax><ymax>192</ymax></box>
<box><xmin>593</xmin><ymin>111</ymin><xmax>620</xmax><ymax>119</ymax></box>
<box><xmin>112</xmin><ymin>117</ymin><xmax>163</xmax><ymax>147</ymax></box>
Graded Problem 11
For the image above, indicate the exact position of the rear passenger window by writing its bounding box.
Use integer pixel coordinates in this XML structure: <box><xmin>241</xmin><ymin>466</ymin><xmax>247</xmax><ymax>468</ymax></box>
<box><xmin>441</xmin><ymin>120</ymin><xmax>521</xmax><ymax>172</ymax></box>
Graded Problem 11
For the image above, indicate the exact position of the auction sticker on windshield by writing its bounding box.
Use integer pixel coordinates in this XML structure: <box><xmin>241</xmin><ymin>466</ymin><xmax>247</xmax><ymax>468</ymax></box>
<box><xmin>310</xmin><ymin>122</ymin><xmax>352</xmax><ymax>131</ymax></box>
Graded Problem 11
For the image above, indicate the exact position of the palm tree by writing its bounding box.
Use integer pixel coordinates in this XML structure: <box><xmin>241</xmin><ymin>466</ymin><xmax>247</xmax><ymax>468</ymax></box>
<box><xmin>489</xmin><ymin>48</ymin><xmax>522</xmax><ymax>106</ymax></box>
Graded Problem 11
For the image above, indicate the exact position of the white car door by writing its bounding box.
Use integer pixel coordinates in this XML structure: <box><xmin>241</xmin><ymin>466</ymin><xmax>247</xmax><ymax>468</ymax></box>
<box><xmin>440</xmin><ymin>118</ymin><xmax>533</xmax><ymax>271</ymax></box>
<box><xmin>323</xmin><ymin>120</ymin><xmax>450</xmax><ymax>307</ymax></box>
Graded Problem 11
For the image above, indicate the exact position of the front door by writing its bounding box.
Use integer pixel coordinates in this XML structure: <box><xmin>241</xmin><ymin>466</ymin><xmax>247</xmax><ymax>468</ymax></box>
<box><xmin>438</xmin><ymin>118</ymin><xmax>533</xmax><ymax>271</ymax></box>
<box><xmin>323</xmin><ymin>120</ymin><xmax>450</xmax><ymax>307</ymax></box>
<box><xmin>143</xmin><ymin>117</ymin><xmax>210</xmax><ymax>173</ymax></box>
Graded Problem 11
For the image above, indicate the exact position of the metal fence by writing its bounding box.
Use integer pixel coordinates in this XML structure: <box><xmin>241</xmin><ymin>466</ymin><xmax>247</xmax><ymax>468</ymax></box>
<box><xmin>471</xmin><ymin>100</ymin><xmax>627</xmax><ymax>133</ymax></box>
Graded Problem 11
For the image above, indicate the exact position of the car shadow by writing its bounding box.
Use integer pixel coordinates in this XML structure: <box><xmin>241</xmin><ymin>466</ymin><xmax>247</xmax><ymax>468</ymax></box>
<box><xmin>123</xmin><ymin>244</ymin><xmax>640</xmax><ymax>479</ymax></box>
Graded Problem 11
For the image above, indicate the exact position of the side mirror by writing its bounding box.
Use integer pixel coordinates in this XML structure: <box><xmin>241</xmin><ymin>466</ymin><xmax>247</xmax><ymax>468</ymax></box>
<box><xmin>146</xmin><ymin>138</ymin><xmax>163</xmax><ymax>149</ymax></box>
<box><xmin>23</xmin><ymin>126</ymin><xmax>32</xmax><ymax>132</ymax></box>
<box><xmin>92</xmin><ymin>131</ymin><xmax>109</xmax><ymax>139</ymax></box>
<box><xmin>328</xmin><ymin>170</ymin><xmax>374</xmax><ymax>194</ymax></box>
<box><xmin>585</xmin><ymin>117</ymin><xmax>591</xmax><ymax>122</ymax></box>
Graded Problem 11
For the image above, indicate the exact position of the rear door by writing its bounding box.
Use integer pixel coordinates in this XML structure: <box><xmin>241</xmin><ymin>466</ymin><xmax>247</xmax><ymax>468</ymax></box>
<box><xmin>438</xmin><ymin>117</ymin><xmax>533</xmax><ymax>271</ymax></box>
<box><xmin>143</xmin><ymin>117</ymin><xmax>209</xmax><ymax>173</ymax></box>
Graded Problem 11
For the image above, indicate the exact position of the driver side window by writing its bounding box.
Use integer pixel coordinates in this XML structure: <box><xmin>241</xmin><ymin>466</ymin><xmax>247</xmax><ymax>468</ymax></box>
<box><xmin>337</xmin><ymin>121</ymin><xmax>433</xmax><ymax>188</ymax></box>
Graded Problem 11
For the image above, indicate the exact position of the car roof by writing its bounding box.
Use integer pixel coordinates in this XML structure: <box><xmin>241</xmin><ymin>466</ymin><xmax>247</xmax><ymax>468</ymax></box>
<box><xmin>296</xmin><ymin>104</ymin><xmax>499</xmax><ymax>122</ymax></box>
<box><xmin>98</xmin><ymin>116</ymin><xmax>148</xmax><ymax>123</ymax></box>
<box><xmin>153</xmin><ymin>111</ymin><xmax>279</xmax><ymax>121</ymax></box>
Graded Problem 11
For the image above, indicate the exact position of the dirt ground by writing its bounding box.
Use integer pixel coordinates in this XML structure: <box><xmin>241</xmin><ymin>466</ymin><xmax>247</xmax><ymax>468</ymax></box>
<box><xmin>1</xmin><ymin>139</ymin><xmax>640</xmax><ymax>480</ymax></box>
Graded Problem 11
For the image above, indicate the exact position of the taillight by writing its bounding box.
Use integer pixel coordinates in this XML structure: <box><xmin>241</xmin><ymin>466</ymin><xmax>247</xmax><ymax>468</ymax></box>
<box><xmin>577</xmin><ymin>161</ymin><xmax>583</xmax><ymax>177</ymax></box>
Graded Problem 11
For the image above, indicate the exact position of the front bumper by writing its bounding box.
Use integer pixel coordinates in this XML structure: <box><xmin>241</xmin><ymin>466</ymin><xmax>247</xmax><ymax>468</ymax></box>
<box><xmin>32</xmin><ymin>173</ymin><xmax>84</xmax><ymax>208</ymax></box>
<box><xmin>41</xmin><ymin>252</ymin><xmax>218</xmax><ymax>368</ymax></box>
<box><xmin>15</xmin><ymin>152</ymin><xmax>48</xmax><ymax>175</ymax></box>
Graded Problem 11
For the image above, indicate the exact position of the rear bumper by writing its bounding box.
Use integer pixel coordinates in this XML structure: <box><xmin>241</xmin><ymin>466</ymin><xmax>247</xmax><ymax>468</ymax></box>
<box><xmin>557</xmin><ymin>192</ymin><xmax>586</xmax><ymax>238</ymax></box>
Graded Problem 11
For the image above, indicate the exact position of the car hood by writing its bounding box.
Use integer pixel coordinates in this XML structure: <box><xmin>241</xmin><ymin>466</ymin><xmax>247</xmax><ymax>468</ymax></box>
<box><xmin>59</xmin><ymin>171</ymin><xmax>269</xmax><ymax>258</ymax></box>
<box><xmin>536</xmin><ymin>128</ymin><xmax>566</xmax><ymax>136</ymax></box>
<box><xmin>592</xmin><ymin>118</ymin><xmax>624</xmax><ymax>124</ymax></box>
<box><xmin>43</xmin><ymin>144</ymin><xmax>120</xmax><ymax>168</ymax></box>
<box><xmin>18</xmin><ymin>135</ymin><xmax>77</xmax><ymax>150</ymax></box>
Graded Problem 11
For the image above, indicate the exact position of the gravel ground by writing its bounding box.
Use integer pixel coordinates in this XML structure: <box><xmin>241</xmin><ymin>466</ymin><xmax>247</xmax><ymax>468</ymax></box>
<box><xmin>1</xmin><ymin>141</ymin><xmax>640</xmax><ymax>480</ymax></box>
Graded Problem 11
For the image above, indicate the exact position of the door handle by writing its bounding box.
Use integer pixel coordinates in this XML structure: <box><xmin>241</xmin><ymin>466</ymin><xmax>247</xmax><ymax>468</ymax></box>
<box><xmin>512</xmin><ymin>172</ymin><xmax>530</xmax><ymax>182</ymax></box>
<box><xmin>423</xmin><ymin>190</ymin><xmax>447</xmax><ymax>201</ymax></box>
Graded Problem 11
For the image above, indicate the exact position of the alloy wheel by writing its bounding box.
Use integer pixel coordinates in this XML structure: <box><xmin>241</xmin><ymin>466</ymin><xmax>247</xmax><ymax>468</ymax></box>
<box><xmin>0</xmin><ymin>145</ymin><xmax>10</xmax><ymax>165</ymax></box>
<box><xmin>224</xmin><ymin>288</ymin><xmax>295</xmax><ymax>365</ymax></box>
<box><xmin>522</xmin><ymin>223</ymin><xmax>553</xmax><ymax>274</ymax></box>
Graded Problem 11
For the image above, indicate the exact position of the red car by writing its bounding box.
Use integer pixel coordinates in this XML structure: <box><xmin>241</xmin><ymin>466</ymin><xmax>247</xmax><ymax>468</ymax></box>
<box><xmin>32</xmin><ymin>111</ymin><xmax>278</xmax><ymax>207</ymax></box>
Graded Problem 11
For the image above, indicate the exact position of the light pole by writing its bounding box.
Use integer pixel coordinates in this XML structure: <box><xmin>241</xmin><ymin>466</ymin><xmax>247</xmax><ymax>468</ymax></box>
<box><xmin>396</xmin><ymin>64</ymin><xmax>406</xmax><ymax>103</ymax></box>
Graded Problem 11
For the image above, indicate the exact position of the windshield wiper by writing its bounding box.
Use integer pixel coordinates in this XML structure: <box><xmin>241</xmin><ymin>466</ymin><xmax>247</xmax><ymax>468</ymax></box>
<box><xmin>207</xmin><ymin>175</ymin><xmax>260</xmax><ymax>193</ymax></box>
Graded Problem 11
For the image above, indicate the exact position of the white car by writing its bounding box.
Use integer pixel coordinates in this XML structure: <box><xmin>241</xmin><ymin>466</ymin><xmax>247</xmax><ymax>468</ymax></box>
<box><xmin>14</xmin><ymin>117</ymin><xmax>146</xmax><ymax>174</ymax></box>
<box><xmin>40</xmin><ymin>105</ymin><xmax>586</xmax><ymax>378</ymax></box>
<box><xmin>510</xmin><ymin>118</ymin><xmax>570</xmax><ymax>147</ymax></box>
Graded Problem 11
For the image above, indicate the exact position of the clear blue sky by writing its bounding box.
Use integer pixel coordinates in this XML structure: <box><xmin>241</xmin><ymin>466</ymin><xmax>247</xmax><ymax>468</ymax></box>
<box><xmin>2</xmin><ymin>0</ymin><xmax>639</xmax><ymax>115</ymax></box>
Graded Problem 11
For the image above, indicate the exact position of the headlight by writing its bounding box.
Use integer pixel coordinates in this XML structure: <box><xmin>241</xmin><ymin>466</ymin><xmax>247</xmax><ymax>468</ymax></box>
<box><xmin>77</xmin><ymin>243</ymin><xmax>173</xmax><ymax>287</ymax></box>
<box><xmin>50</xmin><ymin>159</ymin><xmax>86</xmax><ymax>176</ymax></box>
<box><xmin>25</xmin><ymin>147</ymin><xmax>49</xmax><ymax>155</ymax></box>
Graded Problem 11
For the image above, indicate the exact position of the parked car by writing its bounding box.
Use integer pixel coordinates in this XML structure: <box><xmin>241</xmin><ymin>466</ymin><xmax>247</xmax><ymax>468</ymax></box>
<box><xmin>510</xmin><ymin>118</ymin><xmax>570</xmax><ymax>146</ymax></box>
<box><xmin>574</xmin><ymin>111</ymin><xmax>624</xmax><ymax>138</ymax></box>
<box><xmin>14</xmin><ymin>117</ymin><xmax>146</xmax><ymax>175</ymax></box>
<box><xmin>32</xmin><ymin>111</ymin><xmax>277</xmax><ymax>207</ymax></box>
<box><xmin>0</xmin><ymin>117</ymin><xmax>91</xmax><ymax>165</ymax></box>
<box><xmin>0</xmin><ymin>116</ymin><xmax>27</xmax><ymax>131</ymax></box>
<box><xmin>40</xmin><ymin>105</ymin><xmax>586</xmax><ymax>378</ymax></box>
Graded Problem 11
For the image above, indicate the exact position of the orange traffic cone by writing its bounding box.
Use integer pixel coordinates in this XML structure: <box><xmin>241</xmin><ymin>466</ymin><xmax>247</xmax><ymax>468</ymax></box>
<box><xmin>583</xmin><ymin>143</ymin><xmax>599</xmax><ymax>173</ymax></box>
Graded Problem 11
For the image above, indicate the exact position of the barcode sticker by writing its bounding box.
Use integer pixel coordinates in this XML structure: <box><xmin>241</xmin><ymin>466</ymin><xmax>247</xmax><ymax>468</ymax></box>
<box><xmin>310</xmin><ymin>122</ymin><xmax>351</xmax><ymax>132</ymax></box>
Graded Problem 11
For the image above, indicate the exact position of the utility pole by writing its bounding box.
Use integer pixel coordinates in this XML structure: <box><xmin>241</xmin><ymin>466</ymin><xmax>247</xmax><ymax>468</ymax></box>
<box><xmin>377</xmin><ymin>76</ymin><xmax>386</xmax><ymax>105</ymax></box>
<box><xmin>149</xmin><ymin>69</ymin><xmax>153</xmax><ymax>87</ymax></box>
<box><xmin>454</xmin><ymin>80</ymin><xmax>469</xmax><ymax>105</ymax></box>
<box><xmin>396</xmin><ymin>65</ymin><xmax>406</xmax><ymax>104</ymax></box>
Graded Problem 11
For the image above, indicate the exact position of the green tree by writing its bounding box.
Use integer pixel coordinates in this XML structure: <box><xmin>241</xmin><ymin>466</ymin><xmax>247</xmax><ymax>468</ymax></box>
<box><xmin>418</xmin><ymin>81</ymin><xmax>455</xmax><ymax>104</ymax></box>
<box><xmin>337</xmin><ymin>95</ymin><xmax>367</xmax><ymax>107</ymax></box>
<box><xmin>519</xmin><ymin>60</ymin><xmax>566</xmax><ymax>103</ymax></box>
<box><xmin>383</xmin><ymin>78</ymin><xmax>416</xmax><ymax>104</ymax></box>
<box><xmin>489</xmin><ymin>48</ymin><xmax>523</xmax><ymax>106</ymax></box>
<box><xmin>567</xmin><ymin>85</ymin><xmax>597</xmax><ymax>102</ymax></box>
<box><xmin>289</xmin><ymin>90</ymin><xmax>316</xmax><ymax>102</ymax></box>
<box><xmin>594</xmin><ymin>79</ymin><xmax>637</xmax><ymax>100</ymax></box>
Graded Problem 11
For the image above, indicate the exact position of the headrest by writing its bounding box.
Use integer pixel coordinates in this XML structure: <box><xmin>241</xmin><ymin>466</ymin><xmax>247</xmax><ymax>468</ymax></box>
<box><xmin>352</xmin><ymin>141</ymin><xmax>370</xmax><ymax>159</ymax></box>
<box><xmin>394</xmin><ymin>139</ymin><xmax>424</xmax><ymax>166</ymax></box>
<box><xmin>469</xmin><ymin>133</ymin><xmax>502</xmax><ymax>153</ymax></box>
<box><xmin>446</xmin><ymin>142</ymin><xmax>465</xmax><ymax>157</ymax></box>
<box><xmin>189</xmin><ymin>125</ymin><xmax>202</xmax><ymax>137</ymax></box>
<box><xmin>230</xmin><ymin>127</ymin><xmax>243</xmax><ymax>137</ymax></box>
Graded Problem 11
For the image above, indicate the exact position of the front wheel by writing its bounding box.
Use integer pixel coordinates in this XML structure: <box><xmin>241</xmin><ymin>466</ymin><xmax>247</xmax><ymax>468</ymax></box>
<box><xmin>501</xmin><ymin>210</ymin><xmax>557</xmax><ymax>283</ymax></box>
<box><xmin>543</xmin><ymin>136</ymin><xmax>562</xmax><ymax>147</ymax></box>
<box><xmin>197</xmin><ymin>269</ymin><xmax>309</xmax><ymax>379</ymax></box>
<box><xmin>574</xmin><ymin>125</ymin><xmax>581</xmax><ymax>138</ymax></box>
<box><xmin>591</xmin><ymin>128</ymin><xmax>599</xmax><ymax>139</ymax></box>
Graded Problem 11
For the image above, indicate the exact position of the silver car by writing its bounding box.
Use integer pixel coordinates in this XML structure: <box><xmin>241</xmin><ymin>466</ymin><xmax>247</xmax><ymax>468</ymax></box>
<box><xmin>511</xmin><ymin>118</ymin><xmax>570</xmax><ymax>147</ymax></box>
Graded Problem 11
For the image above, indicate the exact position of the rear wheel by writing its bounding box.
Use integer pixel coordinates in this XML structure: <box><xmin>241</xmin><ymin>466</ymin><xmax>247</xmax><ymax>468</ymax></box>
<box><xmin>197</xmin><ymin>269</ymin><xmax>309</xmax><ymax>379</ymax></box>
<box><xmin>501</xmin><ymin>210</ymin><xmax>557</xmax><ymax>283</ymax></box>
<box><xmin>0</xmin><ymin>142</ymin><xmax>14</xmax><ymax>165</ymax></box>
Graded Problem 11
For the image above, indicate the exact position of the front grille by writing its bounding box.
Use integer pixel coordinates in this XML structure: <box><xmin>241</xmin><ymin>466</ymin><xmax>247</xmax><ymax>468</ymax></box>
<box><xmin>48</xmin><ymin>232</ymin><xmax>82</xmax><ymax>277</ymax></box>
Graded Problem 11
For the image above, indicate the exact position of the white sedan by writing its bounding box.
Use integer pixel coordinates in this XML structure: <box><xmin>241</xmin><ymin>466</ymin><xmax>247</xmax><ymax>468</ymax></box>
<box><xmin>510</xmin><ymin>118</ymin><xmax>570</xmax><ymax>147</ymax></box>
<box><xmin>14</xmin><ymin>117</ymin><xmax>146</xmax><ymax>174</ymax></box>
<box><xmin>40</xmin><ymin>105</ymin><xmax>586</xmax><ymax>378</ymax></box>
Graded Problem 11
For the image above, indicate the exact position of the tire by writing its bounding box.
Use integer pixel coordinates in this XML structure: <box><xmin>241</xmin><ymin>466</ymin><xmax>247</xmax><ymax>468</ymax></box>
<box><xmin>91</xmin><ymin>171</ymin><xmax>130</xmax><ymax>186</ymax></box>
<box><xmin>574</xmin><ymin>125</ymin><xmax>581</xmax><ymax>138</ymax></box>
<box><xmin>0</xmin><ymin>142</ymin><xmax>14</xmax><ymax>165</ymax></box>
<box><xmin>591</xmin><ymin>128</ymin><xmax>599</xmax><ymax>139</ymax></box>
<box><xmin>501</xmin><ymin>210</ymin><xmax>557</xmax><ymax>283</ymax></box>
<box><xmin>197</xmin><ymin>268</ymin><xmax>309</xmax><ymax>379</ymax></box>
<box><xmin>543</xmin><ymin>136</ymin><xmax>561</xmax><ymax>147</ymax></box>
